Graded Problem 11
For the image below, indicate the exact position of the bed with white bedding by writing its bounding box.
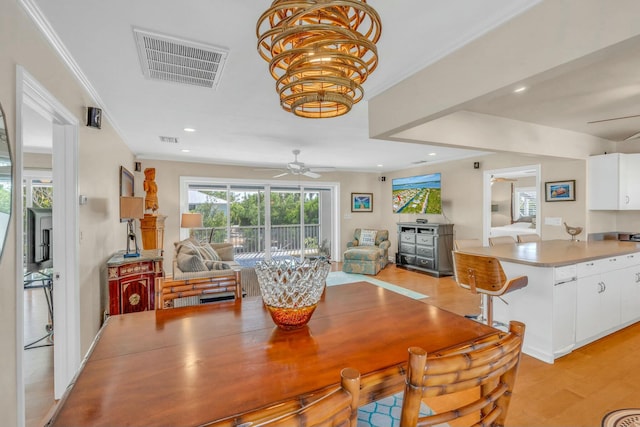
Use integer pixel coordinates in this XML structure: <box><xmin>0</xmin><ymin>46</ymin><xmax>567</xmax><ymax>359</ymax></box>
<box><xmin>490</xmin><ymin>221</ymin><xmax>537</xmax><ymax>238</ymax></box>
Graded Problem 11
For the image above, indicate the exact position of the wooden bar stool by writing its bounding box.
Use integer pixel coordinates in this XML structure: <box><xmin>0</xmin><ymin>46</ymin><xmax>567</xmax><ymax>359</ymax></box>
<box><xmin>452</xmin><ymin>251</ymin><xmax>528</xmax><ymax>327</ymax></box>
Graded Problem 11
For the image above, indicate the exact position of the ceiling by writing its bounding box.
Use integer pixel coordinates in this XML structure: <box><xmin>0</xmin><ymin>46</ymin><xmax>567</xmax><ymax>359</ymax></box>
<box><xmin>22</xmin><ymin>0</ymin><xmax>640</xmax><ymax>174</ymax></box>
<box><xmin>461</xmin><ymin>33</ymin><xmax>640</xmax><ymax>143</ymax></box>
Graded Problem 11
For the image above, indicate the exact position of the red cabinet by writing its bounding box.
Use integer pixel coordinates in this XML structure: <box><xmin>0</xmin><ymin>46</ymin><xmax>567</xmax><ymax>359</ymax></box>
<box><xmin>107</xmin><ymin>250</ymin><xmax>163</xmax><ymax>315</ymax></box>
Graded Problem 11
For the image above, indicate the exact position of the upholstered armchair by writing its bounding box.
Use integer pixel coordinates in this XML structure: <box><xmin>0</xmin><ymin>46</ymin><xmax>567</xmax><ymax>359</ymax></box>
<box><xmin>342</xmin><ymin>229</ymin><xmax>390</xmax><ymax>275</ymax></box>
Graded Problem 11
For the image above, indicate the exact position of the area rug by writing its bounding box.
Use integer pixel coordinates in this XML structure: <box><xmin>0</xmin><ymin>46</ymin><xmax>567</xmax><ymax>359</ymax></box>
<box><xmin>326</xmin><ymin>271</ymin><xmax>428</xmax><ymax>300</ymax></box>
<box><xmin>358</xmin><ymin>392</ymin><xmax>434</xmax><ymax>427</ymax></box>
<box><xmin>602</xmin><ymin>409</ymin><xmax>640</xmax><ymax>427</ymax></box>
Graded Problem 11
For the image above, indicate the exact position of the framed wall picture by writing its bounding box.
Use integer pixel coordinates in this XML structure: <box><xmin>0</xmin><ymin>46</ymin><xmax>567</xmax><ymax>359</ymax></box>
<box><xmin>120</xmin><ymin>166</ymin><xmax>134</xmax><ymax>222</ymax></box>
<box><xmin>545</xmin><ymin>180</ymin><xmax>575</xmax><ymax>202</ymax></box>
<box><xmin>351</xmin><ymin>192</ymin><xmax>373</xmax><ymax>212</ymax></box>
<box><xmin>120</xmin><ymin>166</ymin><xmax>134</xmax><ymax>196</ymax></box>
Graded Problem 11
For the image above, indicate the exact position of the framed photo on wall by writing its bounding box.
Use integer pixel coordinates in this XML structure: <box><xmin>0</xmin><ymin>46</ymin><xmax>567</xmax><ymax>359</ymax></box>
<box><xmin>545</xmin><ymin>180</ymin><xmax>575</xmax><ymax>202</ymax></box>
<box><xmin>120</xmin><ymin>166</ymin><xmax>134</xmax><ymax>222</ymax></box>
<box><xmin>351</xmin><ymin>193</ymin><xmax>373</xmax><ymax>212</ymax></box>
<box><xmin>120</xmin><ymin>166</ymin><xmax>134</xmax><ymax>197</ymax></box>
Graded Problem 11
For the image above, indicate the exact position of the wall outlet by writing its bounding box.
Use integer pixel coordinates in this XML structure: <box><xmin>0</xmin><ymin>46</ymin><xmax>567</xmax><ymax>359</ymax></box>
<box><xmin>545</xmin><ymin>217</ymin><xmax>562</xmax><ymax>226</ymax></box>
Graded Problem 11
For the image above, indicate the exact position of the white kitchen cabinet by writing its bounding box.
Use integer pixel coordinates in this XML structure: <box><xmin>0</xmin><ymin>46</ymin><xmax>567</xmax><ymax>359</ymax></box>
<box><xmin>575</xmin><ymin>273</ymin><xmax>621</xmax><ymax>342</ymax></box>
<box><xmin>588</xmin><ymin>153</ymin><xmax>640</xmax><ymax>210</ymax></box>
<box><xmin>620</xmin><ymin>263</ymin><xmax>640</xmax><ymax>324</ymax></box>
<box><xmin>575</xmin><ymin>256</ymin><xmax>626</xmax><ymax>343</ymax></box>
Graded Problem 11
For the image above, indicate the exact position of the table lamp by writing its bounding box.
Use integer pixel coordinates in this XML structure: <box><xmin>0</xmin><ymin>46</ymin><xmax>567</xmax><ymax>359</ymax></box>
<box><xmin>120</xmin><ymin>196</ymin><xmax>144</xmax><ymax>258</ymax></box>
<box><xmin>181</xmin><ymin>212</ymin><xmax>203</xmax><ymax>240</ymax></box>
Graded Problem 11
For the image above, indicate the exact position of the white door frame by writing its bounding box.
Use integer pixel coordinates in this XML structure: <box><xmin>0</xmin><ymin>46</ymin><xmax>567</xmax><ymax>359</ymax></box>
<box><xmin>482</xmin><ymin>164</ymin><xmax>541</xmax><ymax>246</ymax></box>
<box><xmin>16</xmin><ymin>67</ymin><xmax>81</xmax><ymax>425</ymax></box>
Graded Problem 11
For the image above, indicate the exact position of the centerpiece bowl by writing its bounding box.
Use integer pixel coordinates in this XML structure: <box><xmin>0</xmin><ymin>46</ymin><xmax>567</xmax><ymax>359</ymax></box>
<box><xmin>256</xmin><ymin>258</ymin><xmax>331</xmax><ymax>330</ymax></box>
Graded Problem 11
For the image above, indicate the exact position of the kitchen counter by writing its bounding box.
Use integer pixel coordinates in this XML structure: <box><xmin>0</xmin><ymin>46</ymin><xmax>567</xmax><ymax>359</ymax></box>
<box><xmin>456</xmin><ymin>239</ymin><xmax>640</xmax><ymax>364</ymax></box>
<box><xmin>457</xmin><ymin>239</ymin><xmax>640</xmax><ymax>267</ymax></box>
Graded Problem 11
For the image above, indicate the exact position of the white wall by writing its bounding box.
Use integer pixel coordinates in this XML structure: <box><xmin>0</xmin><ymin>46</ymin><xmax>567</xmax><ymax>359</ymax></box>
<box><xmin>375</xmin><ymin>152</ymin><xmax>588</xmax><ymax>260</ymax></box>
<box><xmin>0</xmin><ymin>1</ymin><xmax>133</xmax><ymax>423</ymax></box>
<box><xmin>134</xmin><ymin>159</ymin><xmax>385</xmax><ymax>274</ymax></box>
<box><xmin>140</xmin><ymin>151</ymin><xmax>596</xmax><ymax>274</ymax></box>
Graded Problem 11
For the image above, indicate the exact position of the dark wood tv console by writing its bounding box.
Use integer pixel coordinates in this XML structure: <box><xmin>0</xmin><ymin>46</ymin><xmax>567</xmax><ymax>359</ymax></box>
<box><xmin>396</xmin><ymin>222</ymin><xmax>454</xmax><ymax>277</ymax></box>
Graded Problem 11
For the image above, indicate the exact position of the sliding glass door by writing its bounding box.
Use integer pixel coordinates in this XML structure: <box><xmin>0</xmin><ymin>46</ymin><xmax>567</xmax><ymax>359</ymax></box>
<box><xmin>182</xmin><ymin>178</ymin><xmax>337</xmax><ymax>266</ymax></box>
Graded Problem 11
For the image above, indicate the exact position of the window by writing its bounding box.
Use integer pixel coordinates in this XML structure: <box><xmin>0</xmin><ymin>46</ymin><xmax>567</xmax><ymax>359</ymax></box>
<box><xmin>515</xmin><ymin>187</ymin><xmax>536</xmax><ymax>219</ymax></box>
<box><xmin>180</xmin><ymin>177</ymin><xmax>338</xmax><ymax>266</ymax></box>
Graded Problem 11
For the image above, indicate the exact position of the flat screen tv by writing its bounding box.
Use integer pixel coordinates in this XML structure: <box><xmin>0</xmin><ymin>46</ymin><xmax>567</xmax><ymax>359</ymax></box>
<box><xmin>26</xmin><ymin>207</ymin><xmax>53</xmax><ymax>272</ymax></box>
<box><xmin>392</xmin><ymin>172</ymin><xmax>442</xmax><ymax>214</ymax></box>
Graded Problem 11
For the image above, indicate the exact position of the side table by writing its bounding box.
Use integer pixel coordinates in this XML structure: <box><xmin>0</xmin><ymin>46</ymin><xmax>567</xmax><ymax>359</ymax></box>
<box><xmin>107</xmin><ymin>249</ymin><xmax>163</xmax><ymax>315</ymax></box>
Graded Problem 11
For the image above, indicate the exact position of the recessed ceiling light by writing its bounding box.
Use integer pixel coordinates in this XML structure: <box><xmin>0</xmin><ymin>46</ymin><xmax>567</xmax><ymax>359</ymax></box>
<box><xmin>377</xmin><ymin>164</ymin><xmax>383</xmax><ymax>167</ymax></box>
<box><xmin>428</xmin><ymin>153</ymin><xmax>437</xmax><ymax>156</ymax></box>
<box><xmin>181</xmin><ymin>149</ymin><xmax>191</xmax><ymax>153</ymax></box>
<box><xmin>513</xmin><ymin>86</ymin><xmax>527</xmax><ymax>93</ymax></box>
<box><xmin>184</xmin><ymin>128</ymin><xmax>196</xmax><ymax>132</ymax></box>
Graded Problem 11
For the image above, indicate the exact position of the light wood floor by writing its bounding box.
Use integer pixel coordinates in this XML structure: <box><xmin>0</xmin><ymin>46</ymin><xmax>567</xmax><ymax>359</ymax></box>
<box><xmin>26</xmin><ymin>263</ymin><xmax>640</xmax><ymax>426</ymax></box>
<box><xmin>24</xmin><ymin>287</ymin><xmax>55</xmax><ymax>427</ymax></box>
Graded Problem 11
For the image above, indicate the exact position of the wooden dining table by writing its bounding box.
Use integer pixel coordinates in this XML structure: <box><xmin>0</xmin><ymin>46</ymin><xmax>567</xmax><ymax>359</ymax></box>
<box><xmin>46</xmin><ymin>281</ymin><xmax>498</xmax><ymax>427</ymax></box>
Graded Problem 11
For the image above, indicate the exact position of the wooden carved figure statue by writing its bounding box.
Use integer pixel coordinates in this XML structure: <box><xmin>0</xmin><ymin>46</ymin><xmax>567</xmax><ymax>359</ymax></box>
<box><xmin>143</xmin><ymin>168</ymin><xmax>159</xmax><ymax>213</ymax></box>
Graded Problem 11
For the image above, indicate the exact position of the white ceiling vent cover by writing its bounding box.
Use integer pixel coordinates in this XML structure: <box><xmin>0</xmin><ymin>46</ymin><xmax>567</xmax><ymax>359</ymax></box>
<box><xmin>134</xmin><ymin>28</ymin><xmax>229</xmax><ymax>89</ymax></box>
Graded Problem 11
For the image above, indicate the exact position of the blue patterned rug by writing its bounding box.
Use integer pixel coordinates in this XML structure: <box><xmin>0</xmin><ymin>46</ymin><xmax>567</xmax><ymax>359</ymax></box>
<box><xmin>326</xmin><ymin>271</ymin><xmax>428</xmax><ymax>300</ymax></box>
<box><xmin>358</xmin><ymin>392</ymin><xmax>435</xmax><ymax>427</ymax></box>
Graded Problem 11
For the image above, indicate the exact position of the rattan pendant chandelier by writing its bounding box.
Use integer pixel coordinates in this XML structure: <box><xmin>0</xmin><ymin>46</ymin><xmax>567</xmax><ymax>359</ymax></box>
<box><xmin>257</xmin><ymin>0</ymin><xmax>382</xmax><ymax>119</ymax></box>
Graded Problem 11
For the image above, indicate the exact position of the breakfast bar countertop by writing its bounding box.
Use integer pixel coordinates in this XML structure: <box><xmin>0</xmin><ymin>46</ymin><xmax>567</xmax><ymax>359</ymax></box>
<box><xmin>458</xmin><ymin>239</ymin><xmax>640</xmax><ymax>267</ymax></box>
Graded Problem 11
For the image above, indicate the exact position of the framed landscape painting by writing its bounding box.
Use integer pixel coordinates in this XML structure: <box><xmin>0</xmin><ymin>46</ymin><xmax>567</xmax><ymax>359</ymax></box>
<box><xmin>545</xmin><ymin>180</ymin><xmax>575</xmax><ymax>202</ymax></box>
<box><xmin>351</xmin><ymin>193</ymin><xmax>373</xmax><ymax>212</ymax></box>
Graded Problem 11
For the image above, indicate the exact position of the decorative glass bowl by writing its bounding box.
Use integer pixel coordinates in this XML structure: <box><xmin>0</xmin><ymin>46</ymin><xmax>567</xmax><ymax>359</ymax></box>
<box><xmin>256</xmin><ymin>258</ymin><xmax>331</xmax><ymax>330</ymax></box>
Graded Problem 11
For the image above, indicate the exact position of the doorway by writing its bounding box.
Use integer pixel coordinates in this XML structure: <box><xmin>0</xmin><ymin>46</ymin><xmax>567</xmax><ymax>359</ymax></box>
<box><xmin>16</xmin><ymin>67</ymin><xmax>81</xmax><ymax>426</ymax></box>
<box><xmin>482</xmin><ymin>164</ymin><xmax>541</xmax><ymax>245</ymax></box>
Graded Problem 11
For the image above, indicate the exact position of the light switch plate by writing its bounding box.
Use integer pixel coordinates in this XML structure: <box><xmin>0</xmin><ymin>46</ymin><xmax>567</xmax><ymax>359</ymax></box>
<box><xmin>545</xmin><ymin>217</ymin><xmax>562</xmax><ymax>226</ymax></box>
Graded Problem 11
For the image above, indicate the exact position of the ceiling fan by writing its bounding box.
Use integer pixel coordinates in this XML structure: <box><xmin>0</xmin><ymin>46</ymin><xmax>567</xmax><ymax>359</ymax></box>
<box><xmin>491</xmin><ymin>176</ymin><xmax>518</xmax><ymax>184</ymax></box>
<box><xmin>259</xmin><ymin>149</ymin><xmax>334</xmax><ymax>179</ymax></box>
<box><xmin>587</xmin><ymin>114</ymin><xmax>640</xmax><ymax>141</ymax></box>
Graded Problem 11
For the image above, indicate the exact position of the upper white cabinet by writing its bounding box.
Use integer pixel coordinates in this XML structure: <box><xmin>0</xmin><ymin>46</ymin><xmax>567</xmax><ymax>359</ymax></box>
<box><xmin>588</xmin><ymin>153</ymin><xmax>640</xmax><ymax>210</ymax></box>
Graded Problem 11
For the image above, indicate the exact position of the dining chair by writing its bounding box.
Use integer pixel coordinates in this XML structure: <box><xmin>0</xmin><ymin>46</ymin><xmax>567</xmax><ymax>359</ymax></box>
<box><xmin>399</xmin><ymin>321</ymin><xmax>526</xmax><ymax>427</ymax></box>
<box><xmin>488</xmin><ymin>235</ymin><xmax>516</xmax><ymax>246</ymax></box>
<box><xmin>452</xmin><ymin>251</ymin><xmax>528</xmax><ymax>327</ymax></box>
<box><xmin>453</xmin><ymin>238</ymin><xmax>482</xmax><ymax>250</ymax></box>
<box><xmin>202</xmin><ymin>367</ymin><xmax>360</xmax><ymax>426</ymax></box>
<box><xmin>517</xmin><ymin>233</ymin><xmax>540</xmax><ymax>243</ymax></box>
<box><xmin>155</xmin><ymin>273</ymin><xmax>241</xmax><ymax>309</ymax></box>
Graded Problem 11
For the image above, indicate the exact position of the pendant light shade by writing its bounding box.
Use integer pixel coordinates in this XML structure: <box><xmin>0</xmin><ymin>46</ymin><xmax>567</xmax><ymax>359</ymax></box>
<box><xmin>257</xmin><ymin>0</ymin><xmax>382</xmax><ymax>119</ymax></box>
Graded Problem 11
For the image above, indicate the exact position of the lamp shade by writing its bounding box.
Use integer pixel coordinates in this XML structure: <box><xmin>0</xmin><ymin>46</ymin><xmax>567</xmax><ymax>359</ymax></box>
<box><xmin>181</xmin><ymin>212</ymin><xmax>203</xmax><ymax>228</ymax></box>
<box><xmin>120</xmin><ymin>196</ymin><xmax>144</xmax><ymax>220</ymax></box>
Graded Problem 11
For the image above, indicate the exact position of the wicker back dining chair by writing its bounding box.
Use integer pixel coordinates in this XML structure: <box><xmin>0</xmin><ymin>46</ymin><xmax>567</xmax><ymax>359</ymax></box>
<box><xmin>452</xmin><ymin>252</ymin><xmax>528</xmax><ymax>327</ymax></box>
<box><xmin>488</xmin><ymin>236</ymin><xmax>516</xmax><ymax>246</ymax></box>
<box><xmin>155</xmin><ymin>272</ymin><xmax>242</xmax><ymax>309</ymax></box>
<box><xmin>400</xmin><ymin>321</ymin><xmax>526</xmax><ymax>427</ymax></box>
<box><xmin>202</xmin><ymin>368</ymin><xmax>360</xmax><ymax>427</ymax></box>
<box><xmin>517</xmin><ymin>233</ymin><xmax>540</xmax><ymax>243</ymax></box>
<box><xmin>453</xmin><ymin>239</ymin><xmax>482</xmax><ymax>250</ymax></box>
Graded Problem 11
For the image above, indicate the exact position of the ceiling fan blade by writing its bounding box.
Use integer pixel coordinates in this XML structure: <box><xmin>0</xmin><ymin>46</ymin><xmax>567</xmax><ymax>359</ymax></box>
<box><xmin>273</xmin><ymin>172</ymin><xmax>289</xmax><ymax>178</ymax></box>
<box><xmin>303</xmin><ymin>171</ymin><xmax>321</xmax><ymax>178</ymax></box>
<box><xmin>309</xmin><ymin>167</ymin><xmax>335</xmax><ymax>172</ymax></box>
<box><xmin>623</xmin><ymin>130</ymin><xmax>640</xmax><ymax>141</ymax></box>
<box><xmin>587</xmin><ymin>114</ymin><xmax>640</xmax><ymax>124</ymax></box>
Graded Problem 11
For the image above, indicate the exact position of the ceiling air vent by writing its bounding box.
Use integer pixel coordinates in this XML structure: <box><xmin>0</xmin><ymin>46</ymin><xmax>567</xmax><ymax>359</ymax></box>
<box><xmin>159</xmin><ymin>136</ymin><xmax>179</xmax><ymax>144</ymax></box>
<box><xmin>134</xmin><ymin>28</ymin><xmax>229</xmax><ymax>89</ymax></box>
